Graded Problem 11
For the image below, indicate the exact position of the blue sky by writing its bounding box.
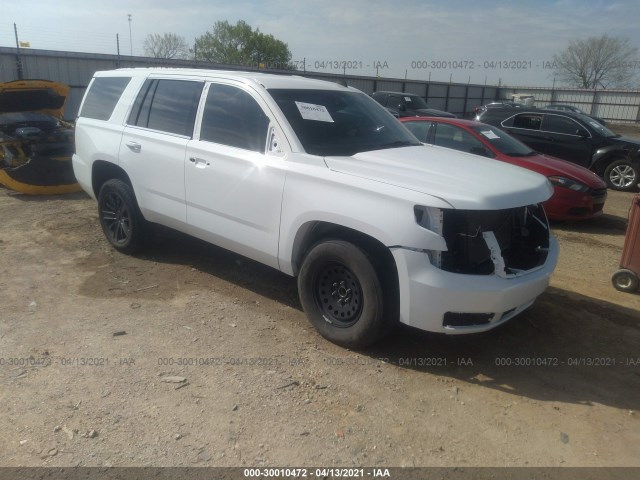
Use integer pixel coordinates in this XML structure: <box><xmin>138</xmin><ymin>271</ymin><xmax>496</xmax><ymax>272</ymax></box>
<box><xmin>1</xmin><ymin>0</ymin><xmax>639</xmax><ymax>87</ymax></box>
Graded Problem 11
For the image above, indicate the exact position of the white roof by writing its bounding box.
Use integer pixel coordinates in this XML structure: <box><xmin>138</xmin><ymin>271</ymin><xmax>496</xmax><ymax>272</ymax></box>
<box><xmin>94</xmin><ymin>68</ymin><xmax>348</xmax><ymax>91</ymax></box>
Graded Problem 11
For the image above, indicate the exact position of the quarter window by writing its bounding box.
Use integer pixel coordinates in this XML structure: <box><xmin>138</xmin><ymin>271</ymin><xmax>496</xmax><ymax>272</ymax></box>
<box><xmin>200</xmin><ymin>84</ymin><xmax>270</xmax><ymax>153</ymax></box>
<box><xmin>128</xmin><ymin>79</ymin><xmax>203</xmax><ymax>137</ymax></box>
<box><xmin>79</xmin><ymin>77</ymin><xmax>131</xmax><ymax>120</ymax></box>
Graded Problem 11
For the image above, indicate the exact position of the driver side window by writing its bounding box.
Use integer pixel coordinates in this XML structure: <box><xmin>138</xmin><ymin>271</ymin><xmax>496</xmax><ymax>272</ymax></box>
<box><xmin>200</xmin><ymin>84</ymin><xmax>270</xmax><ymax>153</ymax></box>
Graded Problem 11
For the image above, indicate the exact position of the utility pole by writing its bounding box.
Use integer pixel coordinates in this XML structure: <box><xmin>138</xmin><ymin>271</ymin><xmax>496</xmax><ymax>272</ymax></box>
<box><xmin>13</xmin><ymin>23</ymin><xmax>24</xmax><ymax>80</ymax></box>
<box><xmin>116</xmin><ymin>33</ymin><xmax>121</xmax><ymax>68</ymax></box>
<box><xmin>128</xmin><ymin>14</ymin><xmax>133</xmax><ymax>56</ymax></box>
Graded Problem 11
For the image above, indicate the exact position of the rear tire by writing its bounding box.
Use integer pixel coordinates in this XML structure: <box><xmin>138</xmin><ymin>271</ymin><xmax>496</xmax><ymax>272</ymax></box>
<box><xmin>297</xmin><ymin>240</ymin><xmax>393</xmax><ymax>348</ymax></box>
<box><xmin>98</xmin><ymin>179</ymin><xmax>146</xmax><ymax>254</ymax></box>
<box><xmin>611</xmin><ymin>269</ymin><xmax>639</xmax><ymax>293</ymax></box>
<box><xmin>604</xmin><ymin>159</ymin><xmax>639</xmax><ymax>191</ymax></box>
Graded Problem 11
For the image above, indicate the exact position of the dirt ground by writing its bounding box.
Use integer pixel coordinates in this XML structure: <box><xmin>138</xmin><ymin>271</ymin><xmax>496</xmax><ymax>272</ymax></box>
<box><xmin>1</xmin><ymin>137</ymin><xmax>640</xmax><ymax>468</ymax></box>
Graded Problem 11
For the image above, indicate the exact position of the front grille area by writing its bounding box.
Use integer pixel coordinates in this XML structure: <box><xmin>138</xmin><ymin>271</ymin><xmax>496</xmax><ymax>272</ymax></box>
<box><xmin>440</xmin><ymin>204</ymin><xmax>550</xmax><ymax>275</ymax></box>
<box><xmin>443</xmin><ymin>312</ymin><xmax>493</xmax><ymax>327</ymax></box>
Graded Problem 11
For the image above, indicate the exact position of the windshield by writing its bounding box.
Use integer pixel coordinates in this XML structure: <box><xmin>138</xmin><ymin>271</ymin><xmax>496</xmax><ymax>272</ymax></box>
<box><xmin>269</xmin><ymin>89</ymin><xmax>421</xmax><ymax>156</ymax></box>
<box><xmin>404</xmin><ymin>95</ymin><xmax>429</xmax><ymax>109</ymax></box>
<box><xmin>471</xmin><ymin>125</ymin><xmax>535</xmax><ymax>156</ymax></box>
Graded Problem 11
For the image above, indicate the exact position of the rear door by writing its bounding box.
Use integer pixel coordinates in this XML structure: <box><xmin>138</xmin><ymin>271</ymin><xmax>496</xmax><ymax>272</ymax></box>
<box><xmin>119</xmin><ymin>78</ymin><xmax>204</xmax><ymax>229</ymax></box>
<box><xmin>501</xmin><ymin>112</ymin><xmax>551</xmax><ymax>153</ymax></box>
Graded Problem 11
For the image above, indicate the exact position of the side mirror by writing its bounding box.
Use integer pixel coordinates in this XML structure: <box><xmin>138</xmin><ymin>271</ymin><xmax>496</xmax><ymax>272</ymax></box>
<box><xmin>397</xmin><ymin>104</ymin><xmax>406</xmax><ymax>112</ymax></box>
<box><xmin>267</xmin><ymin>127</ymin><xmax>285</xmax><ymax>157</ymax></box>
<box><xmin>576</xmin><ymin>128</ymin><xmax>589</xmax><ymax>138</ymax></box>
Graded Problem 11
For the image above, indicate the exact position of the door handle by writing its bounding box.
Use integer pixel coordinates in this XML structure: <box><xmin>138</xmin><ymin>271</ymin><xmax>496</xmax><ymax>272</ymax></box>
<box><xmin>126</xmin><ymin>141</ymin><xmax>141</xmax><ymax>153</ymax></box>
<box><xmin>189</xmin><ymin>157</ymin><xmax>210</xmax><ymax>166</ymax></box>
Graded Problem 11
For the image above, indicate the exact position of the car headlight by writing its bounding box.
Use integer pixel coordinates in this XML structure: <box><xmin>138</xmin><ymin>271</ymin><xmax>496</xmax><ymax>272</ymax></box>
<box><xmin>548</xmin><ymin>176</ymin><xmax>590</xmax><ymax>192</ymax></box>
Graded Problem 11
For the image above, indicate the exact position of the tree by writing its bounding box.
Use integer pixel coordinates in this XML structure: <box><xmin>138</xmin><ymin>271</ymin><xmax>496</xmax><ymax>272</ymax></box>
<box><xmin>553</xmin><ymin>35</ymin><xmax>638</xmax><ymax>89</ymax></box>
<box><xmin>194</xmin><ymin>20</ymin><xmax>294</xmax><ymax>69</ymax></box>
<box><xmin>143</xmin><ymin>33</ymin><xmax>189</xmax><ymax>59</ymax></box>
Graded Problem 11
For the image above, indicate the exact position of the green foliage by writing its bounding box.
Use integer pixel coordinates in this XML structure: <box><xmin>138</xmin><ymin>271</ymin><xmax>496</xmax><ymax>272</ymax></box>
<box><xmin>194</xmin><ymin>20</ymin><xmax>294</xmax><ymax>69</ymax></box>
<box><xmin>553</xmin><ymin>35</ymin><xmax>638</xmax><ymax>89</ymax></box>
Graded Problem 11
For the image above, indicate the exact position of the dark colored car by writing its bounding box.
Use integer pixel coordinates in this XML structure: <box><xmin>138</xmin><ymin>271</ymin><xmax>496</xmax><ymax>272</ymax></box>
<box><xmin>401</xmin><ymin>116</ymin><xmax>608</xmax><ymax>220</ymax></box>
<box><xmin>476</xmin><ymin>108</ymin><xmax>640</xmax><ymax>191</ymax></box>
<box><xmin>541</xmin><ymin>104</ymin><xmax>606</xmax><ymax>126</ymax></box>
<box><xmin>372</xmin><ymin>91</ymin><xmax>456</xmax><ymax>118</ymax></box>
<box><xmin>472</xmin><ymin>101</ymin><xmax>530</xmax><ymax>116</ymax></box>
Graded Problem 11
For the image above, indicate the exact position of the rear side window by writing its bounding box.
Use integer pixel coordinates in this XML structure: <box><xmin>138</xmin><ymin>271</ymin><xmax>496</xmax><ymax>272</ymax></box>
<box><xmin>512</xmin><ymin>114</ymin><xmax>542</xmax><ymax>130</ymax></box>
<box><xmin>79</xmin><ymin>77</ymin><xmax>131</xmax><ymax>120</ymax></box>
<box><xmin>128</xmin><ymin>79</ymin><xmax>203</xmax><ymax>137</ymax></box>
<box><xmin>199</xmin><ymin>84</ymin><xmax>269</xmax><ymax>153</ymax></box>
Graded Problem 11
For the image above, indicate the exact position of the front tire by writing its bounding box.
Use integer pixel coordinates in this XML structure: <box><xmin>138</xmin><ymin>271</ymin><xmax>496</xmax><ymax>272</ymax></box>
<box><xmin>604</xmin><ymin>159</ymin><xmax>639</xmax><ymax>191</ymax></box>
<box><xmin>98</xmin><ymin>179</ymin><xmax>146</xmax><ymax>254</ymax></box>
<box><xmin>297</xmin><ymin>240</ymin><xmax>392</xmax><ymax>348</ymax></box>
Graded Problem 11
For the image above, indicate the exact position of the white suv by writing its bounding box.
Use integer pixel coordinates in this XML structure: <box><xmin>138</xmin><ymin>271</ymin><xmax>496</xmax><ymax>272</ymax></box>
<box><xmin>73</xmin><ymin>68</ymin><xmax>558</xmax><ymax>347</ymax></box>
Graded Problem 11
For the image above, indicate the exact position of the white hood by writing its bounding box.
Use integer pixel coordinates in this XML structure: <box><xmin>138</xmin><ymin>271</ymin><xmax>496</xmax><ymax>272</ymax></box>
<box><xmin>324</xmin><ymin>145</ymin><xmax>553</xmax><ymax>210</ymax></box>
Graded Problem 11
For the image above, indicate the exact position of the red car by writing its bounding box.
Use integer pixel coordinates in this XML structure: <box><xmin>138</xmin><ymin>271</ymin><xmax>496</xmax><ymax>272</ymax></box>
<box><xmin>400</xmin><ymin>117</ymin><xmax>607</xmax><ymax>221</ymax></box>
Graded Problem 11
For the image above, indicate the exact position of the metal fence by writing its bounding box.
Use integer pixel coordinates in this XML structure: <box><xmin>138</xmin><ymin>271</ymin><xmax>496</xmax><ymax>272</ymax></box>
<box><xmin>1</xmin><ymin>46</ymin><xmax>639</xmax><ymax>123</ymax></box>
<box><xmin>500</xmin><ymin>86</ymin><xmax>640</xmax><ymax>123</ymax></box>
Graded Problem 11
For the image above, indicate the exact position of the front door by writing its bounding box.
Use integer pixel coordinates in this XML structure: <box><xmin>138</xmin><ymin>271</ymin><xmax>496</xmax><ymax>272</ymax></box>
<box><xmin>541</xmin><ymin>114</ymin><xmax>594</xmax><ymax>167</ymax></box>
<box><xmin>185</xmin><ymin>82</ymin><xmax>287</xmax><ymax>269</ymax></box>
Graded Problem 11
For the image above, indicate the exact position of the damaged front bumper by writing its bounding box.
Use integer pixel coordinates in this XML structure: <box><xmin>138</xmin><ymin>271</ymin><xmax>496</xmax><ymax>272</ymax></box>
<box><xmin>393</xmin><ymin>204</ymin><xmax>559</xmax><ymax>334</ymax></box>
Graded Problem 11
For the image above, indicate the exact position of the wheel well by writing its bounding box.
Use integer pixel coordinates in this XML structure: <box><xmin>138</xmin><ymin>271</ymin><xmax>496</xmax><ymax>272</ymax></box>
<box><xmin>293</xmin><ymin>221</ymin><xmax>398</xmax><ymax>288</ymax></box>
<box><xmin>592</xmin><ymin>154</ymin><xmax>626</xmax><ymax>176</ymax></box>
<box><xmin>92</xmin><ymin>161</ymin><xmax>133</xmax><ymax>198</ymax></box>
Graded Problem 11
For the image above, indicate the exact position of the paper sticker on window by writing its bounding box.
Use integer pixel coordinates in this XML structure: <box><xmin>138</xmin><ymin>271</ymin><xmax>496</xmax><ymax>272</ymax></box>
<box><xmin>481</xmin><ymin>130</ymin><xmax>500</xmax><ymax>140</ymax></box>
<box><xmin>404</xmin><ymin>97</ymin><xmax>412</xmax><ymax>102</ymax></box>
<box><xmin>295</xmin><ymin>101</ymin><xmax>334</xmax><ymax>122</ymax></box>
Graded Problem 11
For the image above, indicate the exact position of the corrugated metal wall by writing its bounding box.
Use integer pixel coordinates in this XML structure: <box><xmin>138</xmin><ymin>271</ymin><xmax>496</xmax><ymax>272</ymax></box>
<box><xmin>2</xmin><ymin>47</ymin><xmax>639</xmax><ymax>123</ymax></box>
<box><xmin>501</xmin><ymin>87</ymin><xmax>640</xmax><ymax>122</ymax></box>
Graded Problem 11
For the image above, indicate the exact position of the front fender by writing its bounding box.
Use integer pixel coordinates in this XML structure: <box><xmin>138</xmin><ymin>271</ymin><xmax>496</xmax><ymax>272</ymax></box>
<box><xmin>591</xmin><ymin>145</ymin><xmax>640</xmax><ymax>173</ymax></box>
<box><xmin>278</xmin><ymin>171</ymin><xmax>449</xmax><ymax>275</ymax></box>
